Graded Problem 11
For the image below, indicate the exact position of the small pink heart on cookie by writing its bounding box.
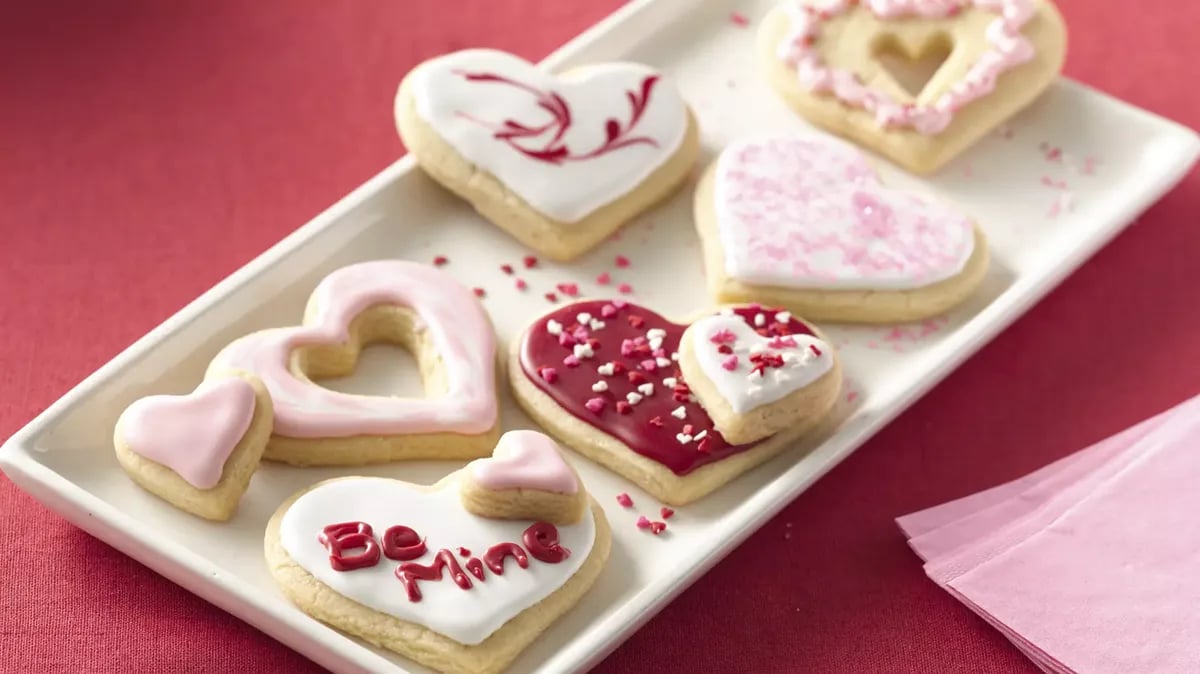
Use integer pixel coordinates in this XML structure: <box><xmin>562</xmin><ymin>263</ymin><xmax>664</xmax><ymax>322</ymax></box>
<box><xmin>463</xmin><ymin>430</ymin><xmax>586</xmax><ymax>525</ymax></box>
<box><xmin>114</xmin><ymin>374</ymin><xmax>273</xmax><ymax>520</ymax></box>
<box><xmin>679</xmin><ymin>308</ymin><xmax>841</xmax><ymax>445</ymax></box>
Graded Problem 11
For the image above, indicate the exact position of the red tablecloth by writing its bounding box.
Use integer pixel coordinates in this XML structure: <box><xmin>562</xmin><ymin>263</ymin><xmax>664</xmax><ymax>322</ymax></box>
<box><xmin>2</xmin><ymin>1</ymin><xmax>1197</xmax><ymax>672</ymax></box>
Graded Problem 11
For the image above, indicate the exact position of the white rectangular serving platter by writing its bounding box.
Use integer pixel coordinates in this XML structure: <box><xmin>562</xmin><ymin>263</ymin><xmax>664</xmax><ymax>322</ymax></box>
<box><xmin>3</xmin><ymin>0</ymin><xmax>1197</xmax><ymax>672</ymax></box>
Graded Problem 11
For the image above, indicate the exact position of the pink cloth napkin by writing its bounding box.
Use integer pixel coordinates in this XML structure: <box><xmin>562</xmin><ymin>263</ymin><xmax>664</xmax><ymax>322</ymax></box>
<box><xmin>897</xmin><ymin>395</ymin><xmax>1200</xmax><ymax>674</ymax></box>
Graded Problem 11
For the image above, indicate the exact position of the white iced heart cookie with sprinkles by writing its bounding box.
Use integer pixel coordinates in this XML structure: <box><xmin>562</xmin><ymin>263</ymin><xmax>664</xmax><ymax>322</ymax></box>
<box><xmin>678</xmin><ymin>309</ymin><xmax>841</xmax><ymax>444</ymax></box>
<box><xmin>758</xmin><ymin>0</ymin><xmax>1067</xmax><ymax>174</ymax></box>
<box><xmin>510</xmin><ymin>300</ymin><xmax>842</xmax><ymax>505</ymax></box>
<box><xmin>395</xmin><ymin>48</ymin><xmax>700</xmax><ymax>261</ymax></box>
<box><xmin>208</xmin><ymin>260</ymin><xmax>500</xmax><ymax>466</ymax></box>
<box><xmin>696</xmin><ymin>134</ymin><xmax>989</xmax><ymax>323</ymax></box>
<box><xmin>113</xmin><ymin>372</ymin><xmax>274</xmax><ymax>521</ymax></box>
<box><xmin>264</xmin><ymin>433</ymin><xmax>610</xmax><ymax>674</ymax></box>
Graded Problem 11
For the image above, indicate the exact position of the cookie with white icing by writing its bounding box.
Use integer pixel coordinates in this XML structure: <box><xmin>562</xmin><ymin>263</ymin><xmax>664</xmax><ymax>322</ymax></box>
<box><xmin>113</xmin><ymin>372</ymin><xmax>273</xmax><ymax>521</ymax></box>
<box><xmin>759</xmin><ymin>0</ymin><xmax>1067</xmax><ymax>174</ymax></box>
<box><xmin>509</xmin><ymin>300</ymin><xmax>842</xmax><ymax>505</ymax></box>
<box><xmin>696</xmin><ymin>134</ymin><xmax>989</xmax><ymax>323</ymax></box>
<box><xmin>208</xmin><ymin>260</ymin><xmax>501</xmax><ymax>466</ymax></box>
<box><xmin>264</xmin><ymin>434</ymin><xmax>610</xmax><ymax>674</ymax></box>
<box><xmin>395</xmin><ymin>48</ymin><xmax>700</xmax><ymax>261</ymax></box>
<box><xmin>678</xmin><ymin>309</ymin><xmax>841</xmax><ymax>445</ymax></box>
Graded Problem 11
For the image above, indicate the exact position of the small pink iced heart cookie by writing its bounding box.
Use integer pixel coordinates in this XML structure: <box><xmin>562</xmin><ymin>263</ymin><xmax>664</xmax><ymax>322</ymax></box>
<box><xmin>696</xmin><ymin>134</ymin><xmax>989</xmax><ymax>323</ymax></box>
<box><xmin>113</xmin><ymin>373</ymin><xmax>273</xmax><ymax>521</ymax></box>
<box><xmin>396</xmin><ymin>48</ymin><xmax>700</xmax><ymax>261</ymax></box>
<box><xmin>264</xmin><ymin>447</ymin><xmax>610</xmax><ymax>674</ymax></box>
<box><xmin>679</xmin><ymin>308</ymin><xmax>841</xmax><ymax>445</ymax></box>
<box><xmin>461</xmin><ymin>430</ymin><xmax>586</xmax><ymax>525</ymax></box>
<box><xmin>208</xmin><ymin>260</ymin><xmax>500</xmax><ymax>466</ymax></box>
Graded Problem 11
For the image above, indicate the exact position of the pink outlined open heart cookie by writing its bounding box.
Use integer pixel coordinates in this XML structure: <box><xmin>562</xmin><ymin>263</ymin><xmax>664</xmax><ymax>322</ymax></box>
<box><xmin>510</xmin><ymin>299</ymin><xmax>842</xmax><ymax>505</ymax></box>
<box><xmin>265</xmin><ymin>432</ymin><xmax>609</xmax><ymax>674</ymax></box>
<box><xmin>758</xmin><ymin>0</ymin><xmax>1067</xmax><ymax>174</ymax></box>
<box><xmin>113</xmin><ymin>372</ymin><xmax>273</xmax><ymax>521</ymax></box>
<box><xmin>208</xmin><ymin>260</ymin><xmax>500</xmax><ymax>466</ymax></box>
<box><xmin>396</xmin><ymin>48</ymin><xmax>700</xmax><ymax>261</ymax></box>
<box><xmin>696</xmin><ymin>134</ymin><xmax>989</xmax><ymax>324</ymax></box>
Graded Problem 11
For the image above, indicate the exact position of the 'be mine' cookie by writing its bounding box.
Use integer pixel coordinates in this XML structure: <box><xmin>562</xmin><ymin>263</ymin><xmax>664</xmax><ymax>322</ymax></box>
<box><xmin>758</xmin><ymin>0</ymin><xmax>1067</xmax><ymax>174</ymax></box>
<box><xmin>396</xmin><ymin>48</ymin><xmax>700</xmax><ymax>261</ymax></box>
<box><xmin>510</xmin><ymin>300</ymin><xmax>842</xmax><ymax>505</ymax></box>
<box><xmin>209</xmin><ymin>260</ymin><xmax>500</xmax><ymax>466</ymax></box>
<box><xmin>113</xmin><ymin>372</ymin><xmax>273</xmax><ymax>521</ymax></box>
<box><xmin>265</xmin><ymin>433</ymin><xmax>609</xmax><ymax>674</ymax></box>
<box><xmin>696</xmin><ymin>135</ymin><xmax>989</xmax><ymax>323</ymax></box>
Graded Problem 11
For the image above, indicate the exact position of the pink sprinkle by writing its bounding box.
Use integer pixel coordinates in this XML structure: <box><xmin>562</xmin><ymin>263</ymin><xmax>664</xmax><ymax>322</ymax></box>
<box><xmin>563</xmin><ymin>355</ymin><xmax>581</xmax><ymax>368</ymax></box>
<box><xmin>611</xmin><ymin>299</ymin><xmax>628</xmax><ymax>309</ymax></box>
<box><xmin>616</xmin><ymin>401</ymin><xmax>633</xmax><ymax>415</ymax></box>
<box><xmin>523</xmin><ymin>255</ymin><xmax>538</xmax><ymax>269</ymax></box>
<box><xmin>847</xmin><ymin>391</ymin><xmax>860</xmax><ymax>403</ymax></box>
<box><xmin>544</xmin><ymin>292</ymin><xmax>558</xmax><ymax>303</ymax></box>
<box><xmin>729</xmin><ymin>11</ymin><xmax>749</xmax><ymax>26</ymax></box>
<box><xmin>538</xmin><ymin>367</ymin><xmax>558</xmax><ymax>383</ymax></box>
<box><xmin>636</xmin><ymin>516</ymin><xmax>651</xmax><ymax>530</ymax></box>
<box><xmin>614</xmin><ymin>255</ymin><xmax>631</xmax><ymax>268</ymax></box>
<box><xmin>721</xmin><ymin>355</ymin><xmax>739</xmax><ymax>371</ymax></box>
<box><xmin>767</xmin><ymin>336</ymin><xmax>797</xmax><ymax>349</ymax></box>
<box><xmin>617</xmin><ymin>283</ymin><xmax>633</xmax><ymax>294</ymax></box>
<box><xmin>1046</xmin><ymin>147</ymin><xmax>1062</xmax><ymax>161</ymax></box>
<box><xmin>515</xmin><ymin>278</ymin><xmax>528</xmax><ymax>290</ymax></box>
<box><xmin>500</xmin><ymin>264</ymin><xmax>514</xmax><ymax>275</ymax></box>
<box><xmin>556</xmin><ymin>282</ymin><xmax>580</xmax><ymax>297</ymax></box>
<box><xmin>649</xmin><ymin>521</ymin><xmax>667</xmax><ymax>535</ymax></box>
<box><xmin>585</xmin><ymin>397</ymin><xmax>605</xmax><ymax>414</ymax></box>
<box><xmin>616</xmin><ymin>493</ymin><xmax>634</xmax><ymax>508</ymax></box>
<box><xmin>640</xmin><ymin>359</ymin><xmax>658</xmax><ymax>372</ymax></box>
<box><xmin>600</xmin><ymin>303</ymin><xmax>619</xmax><ymax>318</ymax></box>
<box><xmin>596</xmin><ymin>272</ymin><xmax>612</xmax><ymax>285</ymax></box>
<box><xmin>621</xmin><ymin>339</ymin><xmax>637</xmax><ymax>357</ymax></box>
<box><xmin>709</xmin><ymin>329</ymin><xmax>737</xmax><ymax>344</ymax></box>
<box><xmin>473</xmin><ymin>287</ymin><xmax>486</xmax><ymax>298</ymax></box>
<box><xmin>558</xmin><ymin>333</ymin><xmax>577</xmax><ymax>347</ymax></box>
<box><xmin>660</xmin><ymin>507</ymin><xmax>675</xmax><ymax>520</ymax></box>
<box><xmin>432</xmin><ymin>255</ymin><xmax>449</xmax><ymax>266</ymax></box>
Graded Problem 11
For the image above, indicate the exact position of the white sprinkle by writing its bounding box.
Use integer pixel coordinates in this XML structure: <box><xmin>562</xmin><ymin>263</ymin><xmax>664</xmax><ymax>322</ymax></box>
<box><xmin>589</xmin><ymin>319</ymin><xmax>605</xmax><ymax>331</ymax></box>
<box><xmin>576</xmin><ymin>312</ymin><xmax>592</xmax><ymax>325</ymax></box>
<box><xmin>626</xmin><ymin>392</ymin><xmax>644</xmax><ymax>405</ymax></box>
<box><xmin>591</xmin><ymin>381</ymin><xmax>608</xmax><ymax>393</ymax></box>
<box><xmin>648</xmin><ymin>336</ymin><xmax>664</xmax><ymax>351</ymax></box>
<box><xmin>694</xmin><ymin>430</ymin><xmax>708</xmax><ymax>441</ymax></box>
<box><xmin>676</xmin><ymin>433</ymin><xmax>693</xmax><ymax>444</ymax></box>
<box><xmin>671</xmin><ymin>351</ymin><xmax>680</xmax><ymax>361</ymax></box>
<box><xmin>754</xmin><ymin>313</ymin><xmax>766</xmax><ymax>327</ymax></box>
<box><xmin>663</xmin><ymin>377</ymin><xmax>678</xmax><ymax>387</ymax></box>
<box><xmin>775</xmin><ymin>311</ymin><xmax>792</xmax><ymax>323</ymax></box>
<box><xmin>647</xmin><ymin>328</ymin><xmax>667</xmax><ymax>340</ymax></box>
<box><xmin>671</xmin><ymin>406</ymin><xmax>687</xmax><ymax>419</ymax></box>
<box><xmin>573</xmin><ymin>343</ymin><xmax>594</xmax><ymax>359</ymax></box>
<box><xmin>656</xmin><ymin>357</ymin><xmax>671</xmax><ymax>367</ymax></box>
<box><xmin>638</xmin><ymin>383</ymin><xmax>654</xmax><ymax>396</ymax></box>
<box><xmin>748</xmin><ymin>369</ymin><xmax>764</xmax><ymax>380</ymax></box>
<box><xmin>546</xmin><ymin>319</ymin><xmax>563</xmax><ymax>336</ymax></box>
<box><xmin>597</xmin><ymin>363</ymin><xmax>615</xmax><ymax>376</ymax></box>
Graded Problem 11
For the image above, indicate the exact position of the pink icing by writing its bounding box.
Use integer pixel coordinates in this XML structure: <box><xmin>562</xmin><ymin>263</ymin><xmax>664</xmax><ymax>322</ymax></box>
<box><xmin>119</xmin><ymin>378</ymin><xmax>256</xmax><ymax>489</ymax></box>
<box><xmin>469</xmin><ymin>430</ymin><xmax>579</xmax><ymax>495</ymax></box>
<box><xmin>209</xmin><ymin>261</ymin><xmax>497</xmax><ymax>438</ymax></box>
<box><xmin>714</xmin><ymin>135</ymin><xmax>974</xmax><ymax>290</ymax></box>
<box><xmin>778</xmin><ymin>0</ymin><xmax>1036</xmax><ymax>134</ymax></box>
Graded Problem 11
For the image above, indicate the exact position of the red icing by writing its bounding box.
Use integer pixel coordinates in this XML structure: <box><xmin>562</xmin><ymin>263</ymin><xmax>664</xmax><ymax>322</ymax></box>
<box><xmin>381</xmin><ymin>525</ymin><xmax>426</xmax><ymax>561</ymax></box>
<box><xmin>483</xmin><ymin>542</ymin><xmax>530</xmax><ymax>574</ymax></box>
<box><xmin>318</xmin><ymin>522</ymin><xmax>381</xmax><ymax>571</ymax></box>
<box><xmin>519</xmin><ymin>300</ymin><xmax>816</xmax><ymax>475</ymax></box>
<box><xmin>395</xmin><ymin>549</ymin><xmax>474</xmax><ymax>602</ymax></box>
<box><xmin>522</xmin><ymin>522</ymin><xmax>570</xmax><ymax>563</ymax></box>
<box><xmin>465</xmin><ymin>557</ymin><xmax>486</xmax><ymax>581</ymax></box>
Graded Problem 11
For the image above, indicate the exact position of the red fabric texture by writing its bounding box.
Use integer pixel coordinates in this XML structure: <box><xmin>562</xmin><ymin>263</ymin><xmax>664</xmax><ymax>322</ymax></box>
<box><xmin>1</xmin><ymin>1</ymin><xmax>1196</xmax><ymax>672</ymax></box>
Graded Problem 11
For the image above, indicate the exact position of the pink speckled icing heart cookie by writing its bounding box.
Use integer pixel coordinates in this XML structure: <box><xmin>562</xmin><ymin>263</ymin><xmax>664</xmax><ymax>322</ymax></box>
<box><xmin>695</xmin><ymin>134</ymin><xmax>989</xmax><ymax>323</ymax></box>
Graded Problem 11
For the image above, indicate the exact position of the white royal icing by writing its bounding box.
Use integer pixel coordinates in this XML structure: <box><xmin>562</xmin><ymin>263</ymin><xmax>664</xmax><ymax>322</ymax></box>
<box><xmin>279</xmin><ymin>477</ymin><xmax>596</xmax><ymax>646</ymax></box>
<box><xmin>690</xmin><ymin>315</ymin><xmax>833</xmax><ymax>413</ymax></box>
<box><xmin>713</xmin><ymin>135</ymin><xmax>975</xmax><ymax>291</ymax></box>
<box><xmin>409</xmin><ymin>49</ymin><xmax>688</xmax><ymax>223</ymax></box>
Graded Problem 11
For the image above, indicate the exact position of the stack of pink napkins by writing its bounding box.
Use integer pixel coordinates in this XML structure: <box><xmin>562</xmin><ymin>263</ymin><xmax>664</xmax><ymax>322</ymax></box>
<box><xmin>897</xmin><ymin>396</ymin><xmax>1200</xmax><ymax>674</ymax></box>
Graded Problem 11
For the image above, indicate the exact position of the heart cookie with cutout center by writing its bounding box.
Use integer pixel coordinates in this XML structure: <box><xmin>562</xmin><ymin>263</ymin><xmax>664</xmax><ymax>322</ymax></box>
<box><xmin>396</xmin><ymin>48</ymin><xmax>699</xmax><ymax>261</ymax></box>
<box><xmin>208</xmin><ymin>260</ymin><xmax>500</xmax><ymax>466</ymax></box>
<box><xmin>265</xmin><ymin>434</ymin><xmax>609</xmax><ymax>674</ymax></box>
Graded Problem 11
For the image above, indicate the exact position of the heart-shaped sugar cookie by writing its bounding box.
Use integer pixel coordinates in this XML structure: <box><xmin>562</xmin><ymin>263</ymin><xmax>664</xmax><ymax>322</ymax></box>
<box><xmin>208</xmin><ymin>260</ymin><xmax>500</xmax><ymax>466</ymax></box>
<box><xmin>462</xmin><ymin>430</ymin><xmax>586</xmax><ymax>525</ymax></box>
<box><xmin>114</xmin><ymin>373</ymin><xmax>273</xmax><ymax>520</ymax></box>
<box><xmin>396</xmin><ymin>48</ymin><xmax>700</xmax><ymax>261</ymax></box>
<box><xmin>510</xmin><ymin>300</ymin><xmax>842</xmax><ymax>505</ymax></box>
<box><xmin>265</xmin><ymin>449</ymin><xmax>610</xmax><ymax>674</ymax></box>
<box><xmin>759</xmin><ymin>0</ymin><xmax>1067</xmax><ymax>173</ymax></box>
<box><xmin>697</xmin><ymin>135</ymin><xmax>989</xmax><ymax>323</ymax></box>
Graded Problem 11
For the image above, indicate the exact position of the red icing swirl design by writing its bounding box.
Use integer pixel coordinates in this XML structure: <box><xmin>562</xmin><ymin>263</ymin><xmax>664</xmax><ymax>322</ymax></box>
<box><xmin>318</xmin><ymin>521</ymin><xmax>381</xmax><ymax>571</ymax></box>
<box><xmin>381</xmin><ymin>525</ymin><xmax>426</xmax><ymax>561</ymax></box>
<box><xmin>523</xmin><ymin>521</ymin><xmax>570</xmax><ymax>563</ymax></box>
<box><xmin>518</xmin><ymin>300</ymin><xmax>817</xmax><ymax>474</ymax></box>
<box><xmin>483</xmin><ymin>542</ymin><xmax>530</xmax><ymax>574</ymax></box>
<box><xmin>395</xmin><ymin>549</ymin><xmax>474</xmax><ymax>602</ymax></box>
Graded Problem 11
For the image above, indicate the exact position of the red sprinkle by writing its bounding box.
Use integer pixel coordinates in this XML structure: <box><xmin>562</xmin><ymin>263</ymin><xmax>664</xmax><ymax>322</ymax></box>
<box><xmin>640</xmin><ymin>359</ymin><xmax>658</xmax><ymax>372</ymax></box>
<box><xmin>616</xmin><ymin>493</ymin><xmax>634</xmax><ymax>508</ymax></box>
<box><xmin>717</xmin><ymin>344</ymin><xmax>733</xmax><ymax>355</ymax></box>
<box><xmin>544</xmin><ymin>292</ymin><xmax>559</xmax><ymax>303</ymax></box>
<box><xmin>500</xmin><ymin>264</ymin><xmax>514</xmax><ymax>275</ymax></box>
<box><xmin>596</xmin><ymin>272</ymin><xmax>612</xmax><ymax>285</ymax></box>
<box><xmin>515</xmin><ymin>278</ymin><xmax>528</xmax><ymax>290</ymax></box>
<box><xmin>628</xmin><ymin>371</ymin><xmax>647</xmax><ymax>385</ymax></box>
<box><xmin>457</xmin><ymin>547</ymin><xmax>471</xmax><ymax>557</ymax></box>
<box><xmin>660</xmin><ymin>507</ymin><xmax>675</xmax><ymax>520</ymax></box>
<box><xmin>649</xmin><ymin>521</ymin><xmax>667</xmax><ymax>535</ymax></box>
<box><xmin>682</xmin><ymin>424</ymin><xmax>694</xmax><ymax>435</ymax></box>
<box><xmin>616</xmin><ymin>401</ymin><xmax>633</xmax><ymax>415</ymax></box>
<box><xmin>473</xmin><ymin>287</ymin><xmax>486</xmax><ymax>298</ymax></box>
<box><xmin>614</xmin><ymin>254</ymin><xmax>631</xmax><ymax>268</ymax></box>
<box><xmin>809</xmin><ymin>344</ymin><xmax>823</xmax><ymax>357</ymax></box>
<box><xmin>649</xmin><ymin>416</ymin><xmax>664</xmax><ymax>427</ymax></box>
<box><xmin>697</xmin><ymin>438</ymin><xmax>713</xmax><ymax>453</ymax></box>
<box><xmin>585</xmin><ymin>397</ymin><xmax>605</xmax><ymax>415</ymax></box>
<box><xmin>523</xmin><ymin>255</ymin><xmax>538</xmax><ymax>269</ymax></box>
<box><xmin>556</xmin><ymin>282</ymin><xmax>580</xmax><ymax>297</ymax></box>
<box><xmin>617</xmin><ymin>283</ymin><xmax>633</xmax><ymax>295</ymax></box>
<box><xmin>636</xmin><ymin>516</ymin><xmax>652</xmax><ymax>530</ymax></box>
<box><xmin>432</xmin><ymin>255</ymin><xmax>449</xmax><ymax>267</ymax></box>
<box><xmin>627</xmin><ymin>314</ymin><xmax>645</xmax><ymax>329</ymax></box>
<box><xmin>537</xmin><ymin>367</ymin><xmax>558</xmax><ymax>383</ymax></box>
<box><xmin>729</xmin><ymin>11</ymin><xmax>749</xmax><ymax>26</ymax></box>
